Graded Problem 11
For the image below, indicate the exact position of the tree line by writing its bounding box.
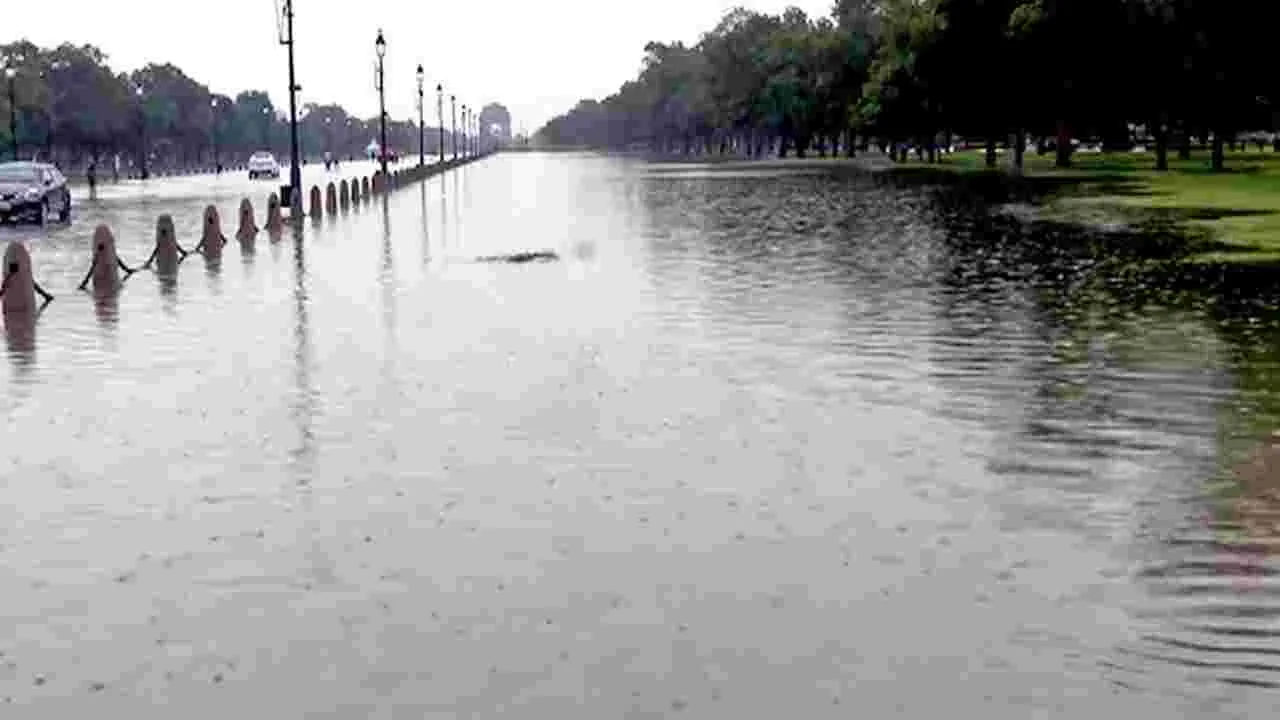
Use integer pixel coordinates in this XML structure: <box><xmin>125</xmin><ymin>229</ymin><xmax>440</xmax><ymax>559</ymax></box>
<box><xmin>535</xmin><ymin>0</ymin><xmax>1280</xmax><ymax>172</ymax></box>
<box><xmin>1</xmin><ymin>40</ymin><xmax>512</xmax><ymax>172</ymax></box>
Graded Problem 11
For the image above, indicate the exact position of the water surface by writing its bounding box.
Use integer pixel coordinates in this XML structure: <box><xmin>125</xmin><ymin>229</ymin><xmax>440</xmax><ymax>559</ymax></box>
<box><xmin>2</xmin><ymin>152</ymin><xmax>1280</xmax><ymax>717</ymax></box>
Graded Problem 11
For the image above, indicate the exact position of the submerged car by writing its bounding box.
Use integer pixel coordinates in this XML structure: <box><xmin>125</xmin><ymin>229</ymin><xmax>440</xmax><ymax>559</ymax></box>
<box><xmin>248</xmin><ymin>151</ymin><xmax>281</xmax><ymax>179</ymax></box>
<box><xmin>0</xmin><ymin>161</ymin><xmax>71</xmax><ymax>225</ymax></box>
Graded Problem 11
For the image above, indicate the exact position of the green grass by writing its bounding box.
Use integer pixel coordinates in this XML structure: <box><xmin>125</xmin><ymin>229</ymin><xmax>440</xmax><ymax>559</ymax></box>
<box><xmin>920</xmin><ymin>148</ymin><xmax>1280</xmax><ymax>264</ymax></box>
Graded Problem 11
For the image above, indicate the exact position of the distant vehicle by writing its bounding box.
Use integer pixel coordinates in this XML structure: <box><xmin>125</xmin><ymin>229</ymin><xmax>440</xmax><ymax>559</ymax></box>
<box><xmin>248</xmin><ymin>152</ymin><xmax>281</xmax><ymax>179</ymax></box>
<box><xmin>366</xmin><ymin>141</ymin><xmax>400</xmax><ymax>164</ymax></box>
<box><xmin>0</xmin><ymin>161</ymin><xmax>71</xmax><ymax>225</ymax></box>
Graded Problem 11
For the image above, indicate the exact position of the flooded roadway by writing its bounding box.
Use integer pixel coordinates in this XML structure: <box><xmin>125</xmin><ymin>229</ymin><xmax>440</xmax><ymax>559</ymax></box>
<box><xmin>2</xmin><ymin>152</ymin><xmax>1280</xmax><ymax>717</ymax></box>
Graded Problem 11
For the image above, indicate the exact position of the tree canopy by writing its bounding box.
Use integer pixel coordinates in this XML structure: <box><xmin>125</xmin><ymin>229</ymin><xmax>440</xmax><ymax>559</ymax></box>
<box><xmin>535</xmin><ymin>0</ymin><xmax>1280</xmax><ymax>171</ymax></box>
<box><xmin>0</xmin><ymin>40</ymin><xmax>482</xmax><ymax>170</ymax></box>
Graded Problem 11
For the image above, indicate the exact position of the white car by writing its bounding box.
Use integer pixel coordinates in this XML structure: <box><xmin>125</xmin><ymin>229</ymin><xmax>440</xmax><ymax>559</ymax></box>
<box><xmin>247</xmin><ymin>152</ymin><xmax>281</xmax><ymax>180</ymax></box>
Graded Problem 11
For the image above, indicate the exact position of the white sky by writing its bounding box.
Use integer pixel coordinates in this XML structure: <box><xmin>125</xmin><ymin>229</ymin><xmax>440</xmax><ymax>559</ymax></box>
<box><xmin>4</xmin><ymin>0</ymin><xmax>831</xmax><ymax>133</ymax></box>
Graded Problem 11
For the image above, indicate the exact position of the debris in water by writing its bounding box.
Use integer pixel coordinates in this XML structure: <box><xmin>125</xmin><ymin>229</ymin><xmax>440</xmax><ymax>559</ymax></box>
<box><xmin>474</xmin><ymin>251</ymin><xmax>560</xmax><ymax>263</ymax></box>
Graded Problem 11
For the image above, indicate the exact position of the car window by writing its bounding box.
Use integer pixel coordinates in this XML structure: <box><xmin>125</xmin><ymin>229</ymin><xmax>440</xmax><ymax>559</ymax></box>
<box><xmin>0</xmin><ymin>165</ymin><xmax>39</xmax><ymax>183</ymax></box>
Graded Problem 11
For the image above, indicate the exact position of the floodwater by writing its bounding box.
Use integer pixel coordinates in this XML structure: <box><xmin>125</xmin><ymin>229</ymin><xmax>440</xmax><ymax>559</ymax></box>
<box><xmin>3</xmin><ymin>152</ymin><xmax>1280</xmax><ymax>717</ymax></box>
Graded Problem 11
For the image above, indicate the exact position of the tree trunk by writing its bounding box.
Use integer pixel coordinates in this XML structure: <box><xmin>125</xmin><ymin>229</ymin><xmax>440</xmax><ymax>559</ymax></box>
<box><xmin>1055</xmin><ymin>120</ymin><xmax>1072</xmax><ymax>168</ymax></box>
<box><xmin>927</xmin><ymin>143</ymin><xmax>937</xmax><ymax>164</ymax></box>
<box><xmin>845</xmin><ymin>128</ymin><xmax>857</xmax><ymax>158</ymax></box>
<box><xmin>1178</xmin><ymin>128</ymin><xmax>1192</xmax><ymax>160</ymax></box>
<box><xmin>985</xmin><ymin>138</ymin><xmax>997</xmax><ymax>168</ymax></box>
<box><xmin>1012</xmin><ymin>130</ymin><xmax>1025</xmax><ymax>173</ymax></box>
<box><xmin>1211</xmin><ymin>131</ymin><xmax>1225</xmax><ymax>172</ymax></box>
<box><xmin>1154</xmin><ymin>121</ymin><xmax>1168</xmax><ymax>171</ymax></box>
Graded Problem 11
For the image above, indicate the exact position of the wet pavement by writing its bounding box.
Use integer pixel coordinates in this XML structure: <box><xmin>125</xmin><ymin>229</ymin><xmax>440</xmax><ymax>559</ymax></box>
<box><xmin>2</xmin><ymin>152</ymin><xmax>1280</xmax><ymax>717</ymax></box>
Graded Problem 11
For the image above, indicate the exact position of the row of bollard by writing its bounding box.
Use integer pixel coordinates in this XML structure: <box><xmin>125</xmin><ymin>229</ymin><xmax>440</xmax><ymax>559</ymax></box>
<box><xmin>2</xmin><ymin>152</ymin><xmax>494</xmax><ymax>321</ymax></box>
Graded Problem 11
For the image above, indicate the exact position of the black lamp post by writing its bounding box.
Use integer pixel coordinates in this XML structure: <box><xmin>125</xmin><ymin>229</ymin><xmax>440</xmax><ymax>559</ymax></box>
<box><xmin>210</xmin><ymin>97</ymin><xmax>221</xmax><ymax>173</ymax></box>
<box><xmin>461</xmin><ymin>106</ymin><xmax>468</xmax><ymax>158</ymax></box>
<box><xmin>375</xmin><ymin>29</ymin><xmax>388</xmax><ymax>180</ymax></box>
<box><xmin>280</xmin><ymin>0</ymin><xmax>303</xmax><ymax>215</ymax></box>
<box><xmin>451</xmin><ymin>96</ymin><xmax>458</xmax><ymax>160</ymax></box>
<box><xmin>135</xmin><ymin>85</ymin><xmax>149</xmax><ymax>180</ymax></box>
<box><xmin>436</xmin><ymin>84</ymin><xmax>444</xmax><ymax>164</ymax></box>
<box><xmin>416</xmin><ymin>64</ymin><xmax>425</xmax><ymax>168</ymax></box>
<box><xmin>5</xmin><ymin>66</ymin><xmax>16</xmax><ymax>161</ymax></box>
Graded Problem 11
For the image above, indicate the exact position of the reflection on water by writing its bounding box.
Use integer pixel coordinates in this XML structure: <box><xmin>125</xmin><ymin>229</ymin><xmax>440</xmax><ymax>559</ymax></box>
<box><xmin>2</xmin><ymin>154</ymin><xmax>1280</xmax><ymax>717</ymax></box>
<box><xmin>289</xmin><ymin>222</ymin><xmax>316</xmax><ymax>482</ymax></box>
<box><xmin>4</xmin><ymin>310</ymin><xmax>36</xmax><ymax>379</ymax></box>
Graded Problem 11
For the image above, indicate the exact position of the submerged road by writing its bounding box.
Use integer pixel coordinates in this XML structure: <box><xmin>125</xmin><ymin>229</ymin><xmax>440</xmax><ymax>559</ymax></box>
<box><xmin>0</xmin><ymin>156</ymin><xmax>472</xmax><ymax>291</ymax></box>
<box><xmin>3</xmin><ymin>152</ymin><xmax>1280</xmax><ymax>718</ymax></box>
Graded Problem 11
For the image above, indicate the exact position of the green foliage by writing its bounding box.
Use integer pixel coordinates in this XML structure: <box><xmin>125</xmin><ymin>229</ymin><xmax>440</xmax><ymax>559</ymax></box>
<box><xmin>0</xmin><ymin>39</ymin><xmax>463</xmax><ymax>168</ymax></box>
<box><xmin>536</xmin><ymin>0</ymin><xmax>1280</xmax><ymax>173</ymax></box>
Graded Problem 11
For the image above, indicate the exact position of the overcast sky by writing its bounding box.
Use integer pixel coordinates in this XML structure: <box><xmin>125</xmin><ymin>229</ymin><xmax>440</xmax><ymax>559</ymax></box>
<box><xmin>5</xmin><ymin>0</ymin><xmax>831</xmax><ymax>133</ymax></box>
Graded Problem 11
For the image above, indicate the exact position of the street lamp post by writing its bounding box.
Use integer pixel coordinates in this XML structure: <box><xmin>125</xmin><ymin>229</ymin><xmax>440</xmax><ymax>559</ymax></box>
<box><xmin>375</xmin><ymin>29</ymin><xmax>388</xmax><ymax>180</ymax></box>
<box><xmin>135</xmin><ymin>85</ymin><xmax>149</xmax><ymax>180</ymax></box>
<box><xmin>210</xmin><ymin>97</ymin><xmax>221</xmax><ymax>173</ymax></box>
<box><xmin>461</xmin><ymin>106</ymin><xmax>467</xmax><ymax>158</ymax></box>
<box><xmin>451</xmin><ymin>97</ymin><xmax>457</xmax><ymax>160</ymax></box>
<box><xmin>416</xmin><ymin>64</ymin><xmax>425</xmax><ymax>167</ymax></box>
<box><xmin>436</xmin><ymin>84</ymin><xmax>444</xmax><ymax>164</ymax></box>
<box><xmin>5</xmin><ymin>67</ymin><xmax>16</xmax><ymax>161</ymax></box>
<box><xmin>280</xmin><ymin>0</ymin><xmax>303</xmax><ymax>215</ymax></box>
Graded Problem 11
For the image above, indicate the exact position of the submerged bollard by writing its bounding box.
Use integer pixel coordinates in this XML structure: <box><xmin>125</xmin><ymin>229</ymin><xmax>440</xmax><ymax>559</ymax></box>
<box><xmin>325</xmin><ymin>182</ymin><xmax>338</xmax><ymax>215</ymax></box>
<box><xmin>339</xmin><ymin>179</ymin><xmax>350</xmax><ymax>208</ymax></box>
<box><xmin>195</xmin><ymin>205</ymin><xmax>228</xmax><ymax>259</ymax></box>
<box><xmin>144</xmin><ymin>214</ymin><xmax>187</xmax><ymax>273</ymax></box>
<box><xmin>361</xmin><ymin>176</ymin><xmax>370</xmax><ymax>198</ymax></box>
<box><xmin>265</xmin><ymin>192</ymin><xmax>285</xmax><ymax>232</ymax></box>
<box><xmin>79</xmin><ymin>225</ymin><xmax>136</xmax><ymax>292</ymax></box>
<box><xmin>2</xmin><ymin>242</ymin><xmax>53</xmax><ymax>314</ymax></box>
<box><xmin>236</xmin><ymin>198</ymin><xmax>259</xmax><ymax>241</ymax></box>
<box><xmin>309</xmin><ymin>186</ymin><xmax>322</xmax><ymax>217</ymax></box>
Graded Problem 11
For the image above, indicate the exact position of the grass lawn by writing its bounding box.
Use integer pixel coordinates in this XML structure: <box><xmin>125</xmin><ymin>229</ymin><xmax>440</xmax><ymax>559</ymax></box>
<box><xmin>923</xmin><ymin>148</ymin><xmax>1280</xmax><ymax>264</ymax></box>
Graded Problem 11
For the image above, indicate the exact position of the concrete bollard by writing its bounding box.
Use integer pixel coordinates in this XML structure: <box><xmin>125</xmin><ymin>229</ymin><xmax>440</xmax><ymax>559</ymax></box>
<box><xmin>325</xmin><ymin>182</ymin><xmax>338</xmax><ymax>215</ymax></box>
<box><xmin>361</xmin><ymin>176</ymin><xmax>370</xmax><ymax>198</ymax></box>
<box><xmin>265</xmin><ymin>193</ymin><xmax>284</xmax><ymax>232</ymax></box>
<box><xmin>339</xmin><ymin>179</ymin><xmax>350</xmax><ymax>208</ymax></box>
<box><xmin>309</xmin><ymin>186</ymin><xmax>322</xmax><ymax>217</ymax></box>
<box><xmin>2</xmin><ymin>242</ymin><xmax>38</xmax><ymax>315</ymax></box>
<box><xmin>371</xmin><ymin>172</ymin><xmax>382</xmax><ymax>194</ymax></box>
<box><xmin>236</xmin><ymin>198</ymin><xmax>258</xmax><ymax>241</ymax></box>
<box><xmin>85</xmin><ymin>225</ymin><xmax>122</xmax><ymax>292</ymax></box>
<box><xmin>197</xmin><ymin>205</ymin><xmax>228</xmax><ymax>259</ymax></box>
<box><xmin>151</xmin><ymin>215</ymin><xmax>184</xmax><ymax>273</ymax></box>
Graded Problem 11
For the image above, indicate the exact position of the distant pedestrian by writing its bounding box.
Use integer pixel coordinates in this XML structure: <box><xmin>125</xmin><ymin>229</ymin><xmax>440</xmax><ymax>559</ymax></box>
<box><xmin>112</xmin><ymin>155</ymin><xmax>121</xmax><ymax>183</ymax></box>
<box><xmin>86</xmin><ymin>161</ymin><xmax>98</xmax><ymax>193</ymax></box>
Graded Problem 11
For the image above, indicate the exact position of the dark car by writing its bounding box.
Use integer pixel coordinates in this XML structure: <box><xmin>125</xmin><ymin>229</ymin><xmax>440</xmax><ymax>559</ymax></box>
<box><xmin>0</xmin><ymin>162</ymin><xmax>72</xmax><ymax>225</ymax></box>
